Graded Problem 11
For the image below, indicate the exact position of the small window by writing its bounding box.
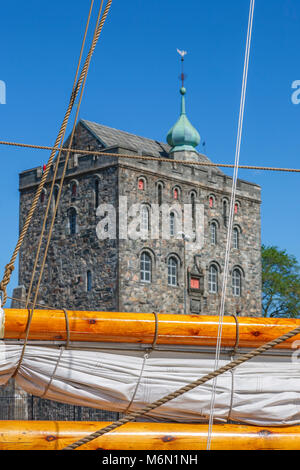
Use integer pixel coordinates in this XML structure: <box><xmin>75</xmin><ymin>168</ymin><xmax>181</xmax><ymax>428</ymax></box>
<box><xmin>71</xmin><ymin>182</ymin><xmax>77</xmax><ymax>197</ymax></box>
<box><xmin>209</xmin><ymin>196</ymin><xmax>214</xmax><ymax>208</ymax></box>
<box><xmin>87</xmin><ymin>270</ymin><xmax>92</xmax><ymax>292</ymax></box>
<box><xmin>233</xmin><ymin>228</ymin><xmax>239</xmax><ymax>249</ymax></box>
<box><xmin>68</xmin><ymin>208</ymin><xmax>77</xmax><ymax>235</ymax></box>
<box><xmin>191</xmin><ymin>192</ymin><xmax>196</xmax><ymax>225</ymax></box>
<box><xmin>210</xmin><ymin>222</ymin><xmax>217</xmax><ymax>246</ymax></box>
<box><xmin>95</xmin><ymin>179</ymin><xmax>100</xmax><ymax>209</ymax></box>
<box><xmin>157</xmin><ymin>183</ymin><xmax>163</xmax><ymax>206</ymax></box>
<box><xmin>223</xmin><ymin>200</ymin><xmax>228</xmax><ymax>227</ymax></box>
<box><xmin>53</xmin><ymin>186</ymin><xmax>59</xmax><ymax>205</ymax></box>
<box><xmin>232</xmin><ymin>269</ymin><xmax>242</xmax><ymax>297</ymax></box>
<box><xmin>141</xmin><ymin>206</ymin><xmax>149</xmax><ymax>232</ymax></box>
<box><xmin>235</xmin><ymin>203</ymin><xmax>239</xmax><ymax>215</ymax></box>
<box><xmin>170</xmin><ymin>212</ymin><xmax>176</xmax><ymax>237</ymax></box>
<box><xmin>209</xmin><ymin>265</ymin><xmax>218</xmax><ymax>294</ymax></box>
<box><xmin>138</xmin><ymin>178</ymin><xmax>145</xmax><ymax>191</ymax></box>
<box><xmin>140</xmin><ymin>252</ymin><xmax>152</xmax><ymax>283</ymax></box>
<box><xmin>168</xmin><ymin>257</ymin><xmax>178</xmax><ymax>286</ymax></box>
<box><xmin>40</xmin><ymin>190</ymin><xmax>46</xmax><ymax>204</ymax></box>
<box><xmin>173</xmin><ymin>188</ymin><xmax>179</xmax><ymax>200</ymax></box>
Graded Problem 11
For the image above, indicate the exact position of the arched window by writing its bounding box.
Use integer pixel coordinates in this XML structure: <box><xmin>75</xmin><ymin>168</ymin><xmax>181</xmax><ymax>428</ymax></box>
<box><xmin>68</xmin><ymin>208</ymin><xmax>77</xmax><ymax>235</ymax></box>
<box><xmin>232</xmin><ymin>269</ymin><xmax>242</xmax><ymax>297</ymax></box>
<box><xmin>209</xmin><ymin>264</ymin><xmax>218</xmax><ymax>294</ymax></box>
<box><xmin>87</xmin><ymin>270</ymin><xmax>92</xmax><ymax>292</ymax></box>
<box><xmin>223</xmin><ymin>200</ymin><xmax>228</xmax><ymax>227</ymax></box>
<box><xmin>191</xmin><ymin>192</ymin><xmax>196</xmax><ymax>225</ymax></box>
<box><xmin>157</xmin><ymin>183</ymin><xmax>163</xmax><ymax>206</ymax></box>
<box><xmin>95</xmin><ymin>179</ymin><xmax>100</xmax><ymax>209</ymax></box>
<box><xmin>138</xmin><ymin>178</ymin><xmax>145</xmax><ymax>191</ymax></box>
<box><xmin>141</xmin><ymin>205</ymin><xmax>149</xmax><ymax>232</ymax></box>
<box><xmin>170</xmin><ymin>212</ymin><xmax>176</xmax><ymax>237</ymax></box>
<box><xmin>233</xmin><ymin>227</ymin><xmax>239</xmax><ymax>249</ymax></box>
<box><xmin>140</xmin><ymin>252</ymin><xmax>152</xmax><ymax>283</ymax></box>
<box><xmin>235</xmin><ymin>203</ymin><xmax>239</xmax><ymax>215</ymax></box>
<box><xmin>168</xmin><ymin>257</ymin><xmax>178</xmax><ymax>287</ymax></box>
<box><xmin>210</xmin><ymin>222</ymin><xmax>217</xmax><ymax>245</ymax></box>
<box><xmin>209</xmin><ymin>196</ymin><xmax>214</xmax><ymax>208</ymax></box>
<box><xmin>173</xmin><ymin>187</ymin><xmax>179</xmax><ymax>200</ymax></box>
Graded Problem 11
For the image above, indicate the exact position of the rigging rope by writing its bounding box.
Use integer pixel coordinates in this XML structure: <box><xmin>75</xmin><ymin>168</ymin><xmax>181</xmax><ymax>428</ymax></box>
<box><xmin>24</xmin><ymin>0</ymin><xmax>96</xmax><ymax>312</ymax></box>
<box><xmin>206</xmin><ymin>0</ymin><xmax>255</xmax><ymax>450</ymax></box>
<box><xmin>62</xmin><ymin>322</ymin><xmax>300</xmax><ymax>450</ymax></box>
<box><xmin>1</xmin><ymin>140</ymin><xmax>300</xmax><ymax>173</ymax></box>
<box><xmin>0</xmin><ymin>0</ymin><xmax>113</xmax><ymax>307</ymax></box>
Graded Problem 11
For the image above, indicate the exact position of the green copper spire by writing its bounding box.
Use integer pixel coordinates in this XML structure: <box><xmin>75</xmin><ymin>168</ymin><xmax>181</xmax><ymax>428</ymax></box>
<box><xmin>167</xmin><ymin>87</ymin><xmax>200</xmax><ymax>153</ymax></box>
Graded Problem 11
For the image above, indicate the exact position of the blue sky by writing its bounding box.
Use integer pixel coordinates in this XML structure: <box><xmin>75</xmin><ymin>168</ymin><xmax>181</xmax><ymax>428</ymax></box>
<box><xmin>0</xmin><ymin>0</ymin><xmax>300</xmax><ymax>299</ymax></box>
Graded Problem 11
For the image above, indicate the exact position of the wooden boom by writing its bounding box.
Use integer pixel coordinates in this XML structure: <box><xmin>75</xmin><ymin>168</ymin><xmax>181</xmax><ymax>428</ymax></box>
<box><xmin>0</xmin><ymin>421</ymin><xmax>300</xmax><ymax>450</ymax></box>
<box><xmin>2</xmin><ymin>308</ymin><xmax>300</xmax><ymax>349</ymax></box>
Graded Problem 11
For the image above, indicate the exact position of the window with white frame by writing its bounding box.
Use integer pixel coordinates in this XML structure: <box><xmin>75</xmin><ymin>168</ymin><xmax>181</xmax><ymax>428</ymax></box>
<box><xmin>141</xmin><ymin>205</ymin><xmax>149</xmax><ymax>232</ymax></box>
<box><xmin>233</xmin><ymin>227</ymin><xmax>239</xmax><ymax>249</ymax></box>
<box><xmin>210</xmin><ymin>222</ymin><xmax>217</xmax><ymax>245</ymax></box>
<box><xmin>208</xmin><ymin>264</ymin><xmax>218</xmax><ymax>293</ymax></box>
<box><xmin>232</xmin><ymin>269</ymin><xmax>242</xmax><ymax>297</ymax></box>
<box><xmin>140</xmin><ymin>252</ymin><xmax>152</xmax><ymax>283</ymax></box>
<box><xmin>168</xmin><ymin>257</ymin><xmax>178</xmax><ymax>286</ymax></box>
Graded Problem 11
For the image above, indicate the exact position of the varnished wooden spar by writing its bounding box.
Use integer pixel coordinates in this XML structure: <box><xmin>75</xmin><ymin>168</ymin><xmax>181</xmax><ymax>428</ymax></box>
<box><xmin>0</xmin><ymin>421</ymin><xmax>300</xmax><ymax>450</ymax></box>
<box><xmin>2</xmin><ymin>308</ymin><xmax>300</xmax><ymax>349</ymax></box>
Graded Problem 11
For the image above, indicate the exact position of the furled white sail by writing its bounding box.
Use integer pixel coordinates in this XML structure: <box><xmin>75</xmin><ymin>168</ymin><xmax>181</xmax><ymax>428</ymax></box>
<box><xmin>1</xmin><ymin>342</ymin><xmax>300</xmax><ymax>426</ymax></box>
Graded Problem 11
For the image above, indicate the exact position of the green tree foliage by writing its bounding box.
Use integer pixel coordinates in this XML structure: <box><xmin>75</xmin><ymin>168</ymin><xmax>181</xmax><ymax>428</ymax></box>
<box><xmin>262</xmin><ymin>245</ymin><xmax>300</xmax><ymax>318</ymax></box>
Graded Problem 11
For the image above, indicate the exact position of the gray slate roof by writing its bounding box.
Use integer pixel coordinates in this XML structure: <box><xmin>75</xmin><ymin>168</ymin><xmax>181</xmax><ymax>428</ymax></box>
<box><xmin>80</xmin><ymin>119</ymin><xmax>171</xmax><ymax>158</ymax></box>
<box><xmin>80</xmin><ymin>119</ymin><xmax>224</xmax><ymax>174</ymax></box>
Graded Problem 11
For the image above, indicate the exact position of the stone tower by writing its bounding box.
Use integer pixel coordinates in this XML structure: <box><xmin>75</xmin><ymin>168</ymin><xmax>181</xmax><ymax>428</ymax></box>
<box><xmin>9</xmin><ymin>85</ymin><xmax>262</xmax><ymax>420</ymax></box>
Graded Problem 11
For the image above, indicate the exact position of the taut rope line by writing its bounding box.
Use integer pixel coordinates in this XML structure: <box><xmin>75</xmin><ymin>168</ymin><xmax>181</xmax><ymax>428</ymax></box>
<box><xmin>206</xmin><ymin>0</ymin><xmax>255</xmax><ymax>450</ymax></box>
<box><xmin>1</xmin><ymin>140</ymin><xmax>300</xmax><ymax>173</ymax></box>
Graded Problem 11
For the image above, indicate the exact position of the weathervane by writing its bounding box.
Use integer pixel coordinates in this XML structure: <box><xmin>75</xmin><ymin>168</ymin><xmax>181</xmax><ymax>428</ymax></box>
<box><xmin>177</xmin><ymin>49</ymin><xmax>187</xmax><ymax>88</ymax></box>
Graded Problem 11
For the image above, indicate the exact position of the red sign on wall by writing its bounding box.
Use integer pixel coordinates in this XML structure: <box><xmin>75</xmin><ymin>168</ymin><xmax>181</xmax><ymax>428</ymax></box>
<box><xmin>190</xmin><ymin>278</ymin><xmax>200</xmax><ymax>289</ymax></box>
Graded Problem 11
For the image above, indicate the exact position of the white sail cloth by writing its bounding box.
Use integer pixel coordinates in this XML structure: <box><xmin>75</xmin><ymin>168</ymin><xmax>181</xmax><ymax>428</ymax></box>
<box><xmin>1</xmin><ymin>341</ymin><xmax>300</xmax><ymax>426</ymax></box>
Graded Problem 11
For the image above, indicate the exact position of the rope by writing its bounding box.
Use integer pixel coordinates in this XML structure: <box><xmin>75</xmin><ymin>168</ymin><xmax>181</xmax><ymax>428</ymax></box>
<box><xmin>62</xmin><ymin>322</ymin><xmax>300</xmax><ymax>450</ymax></box>
<box><xmin>123</xmin><ymin>352</ymin><xmax>149</xmax><ymax>415</ymax></box>
<box><xmin>1</xmin><ymin>140</ymin><xmax>300</xmax><ymax>173</ymax></box>
<box><xmin>206</xmin><ymin>0</ymin><xmax>255</xmax><ymax>450</ymax></box>
<box><xmin>40</xmin><ymin>308</ymin><xmax>70</xmax><ymax>398</ymax></box>
<box><xmin>226</xmin><ymin>356</ymin><xmax>235</xmax><ymax>423</ymax></box>
<box><xmin>41</xmin><ymin>346</ymin><xmax>65</xmax><ymax>399</ymax></box>
<box><xmin>231</xmin><ymin>313</ymin><xmax>240</xmax><ymax>355</ymax></box>
<box><xmin>7</xmin><ymin>295</ymin><xmax>61</xmax><ymax>311</ymax></box>
<box><xmin>124</xmin><ymin>312</ymin><xmax>159</xmax><ymax>413</ymax></box>
<box><xmin>151</xmin><ymin>311</ymin><xmax>159</xmax><ymax>350</ymax></box>
<box><xmin>11</xmin><ymin>0</ymin><xmax>112</xmax><ymax>379</ymax></box>
<box><xmin>25</xmin><ymin>0</ymin><xmax>96</xmax><ymax>311</ymax></box>
<box><xmin>0</xmin><ymin>0</ymin><xmax>113</xmax><ymax>307</ymax></box>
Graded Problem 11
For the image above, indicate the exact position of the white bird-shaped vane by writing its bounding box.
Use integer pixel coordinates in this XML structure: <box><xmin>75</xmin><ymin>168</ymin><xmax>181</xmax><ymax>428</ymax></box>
<box><xmin>177</xmin><ymin>49</ymin><xmax>187</xmax><ymax>58</ymax></box>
